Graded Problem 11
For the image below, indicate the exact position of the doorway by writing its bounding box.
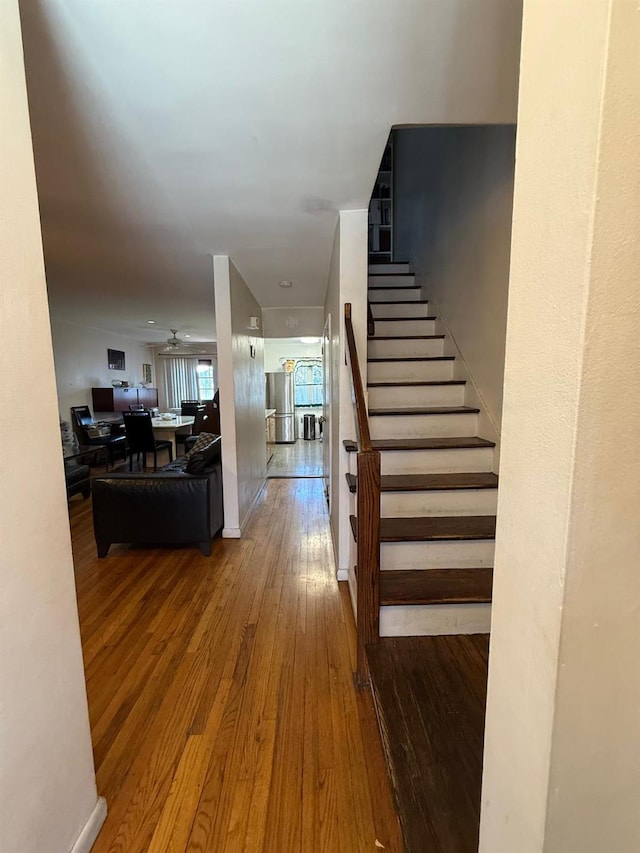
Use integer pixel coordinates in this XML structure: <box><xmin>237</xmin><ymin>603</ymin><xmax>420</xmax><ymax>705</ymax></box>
<box><xmin>264</xmin><ymin>337</ymin><xmax>324</xmax><ymax>478</ymax></box>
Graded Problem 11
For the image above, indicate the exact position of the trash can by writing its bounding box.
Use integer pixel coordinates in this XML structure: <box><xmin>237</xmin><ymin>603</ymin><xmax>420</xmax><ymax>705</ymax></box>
<box><xmin>303</xmin><ymin>414</ymin><xmax>316</xmax><ymax>440</ymax></box>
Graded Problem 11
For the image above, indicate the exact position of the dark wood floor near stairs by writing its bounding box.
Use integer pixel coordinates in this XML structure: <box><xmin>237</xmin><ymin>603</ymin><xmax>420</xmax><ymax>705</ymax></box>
<box><xmin>367</xmin><ymin>635</ymin><xmax>490</xmax><ymax>853</ymax></box>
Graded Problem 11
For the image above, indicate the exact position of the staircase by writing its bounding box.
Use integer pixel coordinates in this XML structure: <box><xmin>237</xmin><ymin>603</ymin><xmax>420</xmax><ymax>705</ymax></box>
<box><xmin>346</xmin><ymin>262</ymin><xmax>498</xmax><ymax>637</ymax></box>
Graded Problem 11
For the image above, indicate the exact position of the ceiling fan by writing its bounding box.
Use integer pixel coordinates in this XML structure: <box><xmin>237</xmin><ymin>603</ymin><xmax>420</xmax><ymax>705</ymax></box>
<box><xmin>164</xmin><ymin>329</ymin><xmax>190</xmax><ymax>349</ymax></box>
<box><xmin>155</xmin><ymin>329</ymin><xmax>208</xmax><ymax>357</ymax></box>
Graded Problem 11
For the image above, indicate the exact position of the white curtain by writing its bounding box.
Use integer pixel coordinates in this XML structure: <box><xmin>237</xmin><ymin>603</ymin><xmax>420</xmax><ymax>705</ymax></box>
<box><xmin>162</xmin><ymin>356</ymin><xmax>199</xmax><ymax>408</ymax></box>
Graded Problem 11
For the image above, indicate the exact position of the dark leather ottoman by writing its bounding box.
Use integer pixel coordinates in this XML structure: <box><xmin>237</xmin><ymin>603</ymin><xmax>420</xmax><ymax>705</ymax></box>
<box><xmin>65</xmin><ymin>462</ymin><xmax>91</xmax><ymax>500</ymax></box>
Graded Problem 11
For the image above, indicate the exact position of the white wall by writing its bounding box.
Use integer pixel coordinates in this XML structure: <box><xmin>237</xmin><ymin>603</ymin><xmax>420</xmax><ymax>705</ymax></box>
<box><xmin>0</xmin><ymin>2</ymin><xmax>105</xmax><ymax>850</ymax></box>
<box><xmin>394</xmin><ymin>126</ymin><xmax>516</xmax><ymax>447</ymax></box>
<box><xmin>213</xmin><ymin>255</ymin><xmax>265</xmax><ymax>537</ymax></box>
<box><xmin>480</xmin><ymin>1</ymin><xmax>640</xmax><ymax>850</ymax></box>
<box><xmin>263</xmin><ymin>338</ymin><xmax>322</xmax><ymax>373</ymax></box>
<box><xmin>262</xmin><ymin>306</ymin><xmax>324</xmax><ymax>338</ymax></box>
<box><xmin>50</xmin><ymin>319</ymin><xmax>151</xmax><ymax>418</ymax></box>
<box><xmin>324</xmin><ymin>210</ymin><xmax>369</xmax><ymax>579</ymax></box>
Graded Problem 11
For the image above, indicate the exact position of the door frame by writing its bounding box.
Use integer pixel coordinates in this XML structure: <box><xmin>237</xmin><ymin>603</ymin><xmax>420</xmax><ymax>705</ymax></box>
<box><xmin>322</xmin><ymin>312</ymin><xmax>332</xmax><ymax>511</ymax></box>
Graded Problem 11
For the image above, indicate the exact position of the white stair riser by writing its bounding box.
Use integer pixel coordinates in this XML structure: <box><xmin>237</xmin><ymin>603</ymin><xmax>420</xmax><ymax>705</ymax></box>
<box><xmin>367</xmin><ymin>358</ymin><xmax>452</xmax><ymax>381</ymax></box>
<box><xmin>369</xmin><ymin>274</ymin><xmax>415</xmax><ymax>287</ymax></box>
<box><xmin>379</xmin><ymin>447</ymin><xmax>494</xmax><ymax>475</ymax></box>
<box><xmin>373</xmin><ymin>319</ymin><xmax>436</xmax><ymax>336</ymax></box>
<box><xmin>381</xmin><ymin>488</ymin><xmax>498</xmax><ymax>517</ymax></box>
<box><xmin>370</xmin><ymin>412</ymin><xmax>478</xmax><ymax>439</ymax></box>
<box><xmin>369</xmin><ymin>263</ymin><xmax>411</xmax><ymax>274</ymax></box>
<box><xmin>371</xmin><ymin>302</ymin><xmax>431</xmax><ymax>318</ymax></box>
<box><xmin>380</xmin><ymin>602</ymin><xmax>492</xmax><ymax>637</ymax></box>
<box><xmin>368</xmin><ymin>383</ymin><xmax>465</xmax><ymax>408</ymax></box>
<box><xmin>368</xmin><ymin>288</ymin><xmax>422</xmax><ymax>303</ymax></box>
<box><xmin>346</xmin><ymin>446</ymin><xmax>495</xmax><ymax>475</ymax></box>
<box><xmin>368</xmin><ymin>339</ymin><xmax>445</xmax><ymax>361</ymax></box>
<box><xmin>380</xmin><ymin>539</ymin><xmax>495</xmax><ymax>570</ymax></box>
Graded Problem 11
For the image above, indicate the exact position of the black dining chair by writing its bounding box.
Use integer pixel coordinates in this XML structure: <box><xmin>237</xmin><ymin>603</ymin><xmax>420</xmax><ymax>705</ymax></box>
<box><xmin>70</xmin><ymin>405</ymin><xmax>127</xmax><ymax>469</ymax></box>
<box><xmin>180</xmin><ymin>400</ymin><xmax>205</xmax><ymax>416</ymax></box>
<box><xmin>175</xmin><ymin>409</ymin><xmax>210</xmax><ymax>455</ymax></box>
<box><xmin>122</xmin><ymin>410</ymin><xmax>173</xmax><ymax>471</ymax></box>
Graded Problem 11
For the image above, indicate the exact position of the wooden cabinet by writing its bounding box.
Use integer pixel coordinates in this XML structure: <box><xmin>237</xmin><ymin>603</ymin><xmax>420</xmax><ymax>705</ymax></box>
<box><xmin>137</xmin><ymin>387</ymin><xmax>160</xmax><ymax>409</ymax></box>
<box><xmin>92</xmin><ymin>387</ymin><xmax>158</xmax><ymax>412</ymax></box>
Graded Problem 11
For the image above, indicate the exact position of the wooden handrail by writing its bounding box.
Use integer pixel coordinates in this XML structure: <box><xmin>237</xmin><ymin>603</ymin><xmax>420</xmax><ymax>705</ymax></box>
<box><xmin>345</xmin><ymin>303</ymin><xmax>372</xmax><ymax>452</ymax></box>
<box><xmin>344</xmin><ymin>303</ymin><xmax>381</xmax><ymax>687</ymax></box>
<box><xmin>367</xmin><ymin>301</ymin><xmax>375</xmax><ymax>338</ymax></box>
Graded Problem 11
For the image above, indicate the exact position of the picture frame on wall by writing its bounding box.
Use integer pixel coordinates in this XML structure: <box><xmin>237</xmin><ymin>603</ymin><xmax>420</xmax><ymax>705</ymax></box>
<box><xmin>142</xmin><ymin>363</ymin><xmax>152</xmax><ymax>384</ymax></box>
<box><xmin>108</xmin><ymin>348</ymin><xmax>126</xmax><ymax>370</ymax></box>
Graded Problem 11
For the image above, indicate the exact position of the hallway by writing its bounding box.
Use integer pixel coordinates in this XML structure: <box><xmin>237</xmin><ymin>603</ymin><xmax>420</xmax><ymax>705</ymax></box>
<box><xmin>266</xmin><ymin>438</ymin><xmax>323</xmax><ymax>478</ymax></box>
<box><xmin>69</xmin><ymin>479</ymin><xmax>401</xmax><ymax>852</ymax></box>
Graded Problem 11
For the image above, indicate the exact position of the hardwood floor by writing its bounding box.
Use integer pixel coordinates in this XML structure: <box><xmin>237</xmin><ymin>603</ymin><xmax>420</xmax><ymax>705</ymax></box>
<box><xmin>69</xmin><ymin>479</ymin><xmax>401</xmax><ymax>852</ymax></box>
<box><xmin>266</xmin><ymin>439</ymin><xmax>323</xmax><ymax>478</ymax></box>
<box><xmin>367</xmin><ymin>636</ymin><xmax>489</xmax><ymax>853</ymax></box>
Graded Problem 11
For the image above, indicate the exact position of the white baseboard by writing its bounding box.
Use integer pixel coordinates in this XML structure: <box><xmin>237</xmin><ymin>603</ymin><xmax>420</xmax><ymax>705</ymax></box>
<box><xmin>70</xmin><ymin>797</ymin><xmax>107</xmax><ymax>853</ymax></box>
<box><xmin>222</xmin><ymin>527</ymin><xmax>241</xmax><ymax>538</ymax></box>
<box><xmin>336</xmin><ymin>568</ymin><xmax>349</xmax><ymax>581</ymax></box>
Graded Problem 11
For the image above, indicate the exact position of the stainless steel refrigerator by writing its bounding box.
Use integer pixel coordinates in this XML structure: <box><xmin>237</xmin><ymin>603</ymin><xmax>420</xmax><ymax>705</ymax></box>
<box><xmin>266</xmin><ymin>372</ymin><xmax>296</xmax><ymax>443</ymax></box>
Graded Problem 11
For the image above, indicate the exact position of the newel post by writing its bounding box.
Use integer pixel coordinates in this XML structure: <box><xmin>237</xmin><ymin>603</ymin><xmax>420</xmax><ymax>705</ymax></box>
<box><xmin>355</xmin><ymin>449</ymin><xmax>381</xmax><ymax>688</ymax></box>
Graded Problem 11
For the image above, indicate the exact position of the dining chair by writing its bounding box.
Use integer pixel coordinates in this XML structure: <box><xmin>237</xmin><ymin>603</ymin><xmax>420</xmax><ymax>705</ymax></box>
<box><xmin>180</xmin><ymin>400</ymin><xmax>205</xmax><ymax>416</ymax></box>
<box><xmin>128</xmin><ymin>404</ymin><xmax>146</xmax><ymax>411</ymax></box>
<box><xmin>70</xmin><ymin>405</ymin><xmax>127</xmax><ymax>469</ymax></box>
<box><xmin>122</xmin><ymin>410</ymin><xmax>173</xmax><ymax>471</ymax></box>
<box><xmin>175</xmin><ymin>409</ymin><xmax>210</xmax><ymax>455</ymax></box>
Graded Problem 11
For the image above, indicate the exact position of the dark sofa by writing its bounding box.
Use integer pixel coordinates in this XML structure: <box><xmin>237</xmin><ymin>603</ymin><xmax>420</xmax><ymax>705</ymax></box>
<box><xmin>92</xmin><ymin>435</ymin><xmax>223</xmax><ymax>557</ymax></box>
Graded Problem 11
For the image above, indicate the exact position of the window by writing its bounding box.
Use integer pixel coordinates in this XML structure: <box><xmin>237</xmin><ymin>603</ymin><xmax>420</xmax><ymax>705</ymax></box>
<box><xmin>162</xmin><ymin>357</ymin><xmax>199</xmax><ymax>408</ymax></box>
<box><xmin>196</xmin><ymin>359</ymin><xmax>216</xmax><ymax>400</ymax></box>
<box><xmin>162</xmin><ymin>357</ymin><xmax>217</xmax><ymax>408</ymax></box>
<box><xmin>293</xmin><ymin>359</ymin><xmax>322</xmax><ymax>406</ymax></box>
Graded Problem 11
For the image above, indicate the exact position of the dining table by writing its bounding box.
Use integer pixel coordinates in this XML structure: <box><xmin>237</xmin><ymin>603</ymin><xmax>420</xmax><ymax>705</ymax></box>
<box><xmin>150</xmin><ymin>415</ymin><xmax>195</xmax><ymax>457</ymax></box>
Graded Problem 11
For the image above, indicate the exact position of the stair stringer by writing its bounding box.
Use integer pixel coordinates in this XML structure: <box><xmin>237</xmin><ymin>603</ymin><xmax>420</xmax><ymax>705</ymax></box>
<box><xmin>409</xmin><ymin>253</ymin><xmax>501</xmax><ymax>470</ymax></box>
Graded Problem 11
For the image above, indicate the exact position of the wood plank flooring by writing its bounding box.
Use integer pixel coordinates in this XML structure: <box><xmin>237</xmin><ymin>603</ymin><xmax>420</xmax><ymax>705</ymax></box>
<box><xmin>68</xmin><ymin>479</ymin><xmax>401</xmax><ymax>852</ymax></box>
<box><xmin>367</xmin><ymin>636</ymin><xmax>489</xmax><ymax>853</ymax></box>
<box><xmin>266</xmin><ymin>438</ymin><xmax>323</xmax><ymax>478</ymax></box>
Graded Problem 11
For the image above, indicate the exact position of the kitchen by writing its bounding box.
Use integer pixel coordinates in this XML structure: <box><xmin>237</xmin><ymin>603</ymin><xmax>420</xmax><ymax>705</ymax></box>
<box><xmin>264</xmin><ymin>337</ymin><xmax>323</xmax><ymax>478</ymax></box>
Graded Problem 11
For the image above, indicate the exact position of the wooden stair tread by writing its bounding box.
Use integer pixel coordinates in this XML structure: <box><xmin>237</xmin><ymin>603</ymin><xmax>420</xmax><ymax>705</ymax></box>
<box><xmin>350</xmin><ymin>514</ymin><xmax>497</xmax><ymax>542</ymax></box>
<box><xmin>368</xmin><ymin>298</ymin><xmax>427</xmax><ymax>303</ymax></box>
<box><xmin>368</xmin><ymin>286</ymin><xmax>422</xmax><ymax>292</ymax></box>
<box><xmin>343</xmin><ymin>436</ymin><xmax>496</xmax><ymax>452</ymax></box>
<box><xmin>368</xmin><ymin>355</ymin><xmax>451</xmax><ymax>363</ymax></box>
<box><xmin>367</xmin><ymin>380</ymin><xmax>466</xmax><ymax>388</ymax></box>
<box><xmin>379</xmin><ymin>568</ymin><xmax>493</xmax><ymax>605</ymax></box>
<box><xmin>366</xmin><ymin>635</ymin><xmax>489</xmax><ymax>852</ymax></box>
<box><xmin>368</xmin><ymin>406</ymin><xmax>480</xmax><ymax>417</ymax></box>
<box><xmin>368</xmin><ymin>271</ymin><xmax>414</xmax><ymax>277</ymax></box>
<box><xmin>346</xmin><ymin>472</ymin><xmax>498</xmax><ymax>493</ymax></box>
<box><xmin>374</xmin><ymin>315</ymin><xmax>437</xmax><ymax>322</ymax></box>
<box><xmin>368</xmin><ymin>335</ymin><xmax>442</xmax><ymax>341</ymax></box>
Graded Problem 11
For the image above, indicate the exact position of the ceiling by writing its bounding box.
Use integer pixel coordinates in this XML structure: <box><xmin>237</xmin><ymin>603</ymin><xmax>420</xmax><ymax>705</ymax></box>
<box><xmin>20</xmin><ymin>0</ymin><xmax>521</xmax><ymax>345</ymax></box>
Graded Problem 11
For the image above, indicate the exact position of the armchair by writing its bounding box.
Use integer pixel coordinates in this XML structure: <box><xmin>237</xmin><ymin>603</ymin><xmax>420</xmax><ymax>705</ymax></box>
<box><xmin>70</xmin><ymin>405</ymin><xmax>127</xmax><ymax>469</ymax></box>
